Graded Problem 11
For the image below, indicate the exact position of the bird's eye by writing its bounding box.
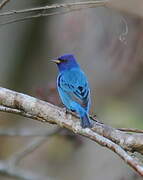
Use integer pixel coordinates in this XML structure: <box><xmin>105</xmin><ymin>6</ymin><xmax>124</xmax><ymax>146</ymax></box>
<box><xmin>63</xmin><ymin>59</ymin><xmax>68</xmax><ymax>62</ymax></box>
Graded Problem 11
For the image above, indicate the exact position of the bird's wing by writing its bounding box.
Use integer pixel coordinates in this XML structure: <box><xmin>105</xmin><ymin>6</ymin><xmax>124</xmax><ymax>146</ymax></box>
<box><xmin>58</xmin><ymin>70</ymin><xmax>90</xmax><ymax>108</ymax></box>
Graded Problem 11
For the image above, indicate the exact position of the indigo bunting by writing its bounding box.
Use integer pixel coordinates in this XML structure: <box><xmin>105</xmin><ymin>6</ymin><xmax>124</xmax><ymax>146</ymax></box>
<box><xmin>51</xmin><ymin>54</ymin><xmax>92</xmax><ymax>128</ymax></box>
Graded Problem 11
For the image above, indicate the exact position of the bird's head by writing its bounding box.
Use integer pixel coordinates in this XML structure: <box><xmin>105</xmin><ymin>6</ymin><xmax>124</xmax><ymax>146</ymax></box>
<box><xmin>51</xmin><ymin>54</ymin><xmax>79</xmax><ymax>72</ymax></box>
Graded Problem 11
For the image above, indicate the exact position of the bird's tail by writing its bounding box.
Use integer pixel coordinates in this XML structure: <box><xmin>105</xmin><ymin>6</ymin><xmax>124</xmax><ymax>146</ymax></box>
<box><xmin>81</xmin><ymin>112</ymin><xmax>92</xmax><ymax>128</ymax></box>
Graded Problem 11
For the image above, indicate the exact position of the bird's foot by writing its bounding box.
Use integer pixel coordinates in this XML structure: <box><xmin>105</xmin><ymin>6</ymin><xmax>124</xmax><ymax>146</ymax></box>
<box><xmin>63</xmin><ymin>107</ymin><xmax>69</xmax><ymax>114</ymax></box>
<box><xmin>90</xmin><ymin>114</ymin><xmax>103</xmax><ymax>124</ymax></box>
<box><xmin>63</xmin><ymin>108</ymin><xmax>77</xmax><ymax>117</ymax></box>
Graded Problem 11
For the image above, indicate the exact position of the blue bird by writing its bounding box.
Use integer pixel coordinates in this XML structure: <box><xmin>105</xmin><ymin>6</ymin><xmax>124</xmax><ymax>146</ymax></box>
<box><xmin>51</xmin><ymin>54</ymin><xmax>92</xmax><ymax>128</ymax></box>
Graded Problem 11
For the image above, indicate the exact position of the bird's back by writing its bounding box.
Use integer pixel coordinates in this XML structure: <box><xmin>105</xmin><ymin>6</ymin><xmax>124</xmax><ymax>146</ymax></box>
<box><xmin>57</xmin><ymin>67</ymin><xmax>90</xmax><ymax>112</ymax></box>
<box><xmin>61</xmin><ymin>68</ymin><xmax>88</xmax><ymax>87</ymax></box>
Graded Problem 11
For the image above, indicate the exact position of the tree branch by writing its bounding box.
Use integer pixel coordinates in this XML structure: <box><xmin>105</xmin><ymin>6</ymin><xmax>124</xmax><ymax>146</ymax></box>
<box><xmin>118</xmin><ymin>128</ymin><xmax>143</xmax><ymax>133</ymax></box>
<box><xmin>0</xmin><ymin>128</ymin><xmax>59</xmax><ymax>180</ymax></box>
<box><xmin>0</xmin><ymin>1</ymin><xmax>107</xmax><ymax>17</ymax></box>
<box><xmin>0</xmin><ymin>1</ymin><xmax>107</xmax><ymax>26</ymax></box>
<box><xmin>0</xmin><ymin>160</ymin><xmax>50</xmax><ymax>180</ymax></box>
<box><xmin>0</xmin><ymin>9</ymin><xmax>80</xmax><ymax>26</ymax></box>
<box><xmin>0</xmin><ymin>0</ymin><xmax>143</xmax><ymax>27</ymax></box>
<box><xmin>8</xmin><ymin>128</ymin><xmax>61</xmax><ymax>165</ymax></box>
<box><xmin>0</xmin><ymin>0</ymin><xmax>10</xmax><ymax>9</ymax></box>
<box><xmin>0</xmin><ymin>127</ymin><xmax>58</xmax><ymax>136</ymax></box>
<box><xmin>0</xmin><ymin>87</ymin><xmax>143</xmax><ymax>176</ymax></box>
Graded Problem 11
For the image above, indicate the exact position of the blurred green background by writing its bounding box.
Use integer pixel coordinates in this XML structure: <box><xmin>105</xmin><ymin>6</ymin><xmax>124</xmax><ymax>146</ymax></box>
<box><xmin>0</xmin><ymin>0</ymin><xmax>143</xmax><ymax>179</ymax></box>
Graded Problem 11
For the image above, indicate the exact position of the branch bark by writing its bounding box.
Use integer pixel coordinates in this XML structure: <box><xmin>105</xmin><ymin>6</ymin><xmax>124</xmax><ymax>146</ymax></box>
<box><xmin>0</xmin><ymin>1</ymin><xmax>106</xmax><ymax>26</ymax></box>
<box><xmin>0</xmin><ymin>0</ymin><xmax>10</xmax><ymax>9</ymax></box>
<box><xmin>0</xmin><ymin>1</ymin><xmax>106</xmax><ymax>17</ymax></box>
<box><xmin>0</xmin><ymin>87</ymin><xmax>143</xmax><ymax>176</ymax></box>
<box><xmin>0</xmin><ymin>0</ymin><xmax>143</xmax><ymax>27</ymax></box>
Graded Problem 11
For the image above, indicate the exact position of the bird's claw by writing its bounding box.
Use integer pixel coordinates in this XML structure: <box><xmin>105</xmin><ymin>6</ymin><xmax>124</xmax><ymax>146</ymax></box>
<box><xmin>63</xmin><ymin>107</ymin><xmax>78</xmax><ymax>117</ymax></box>
<box><xmin>90</xmin><ymin>114</ymin><xmax>103</xmax><ymax>124</ymax></box>
<box><xmin>63</xmin><ymin>107</ymin><xmax>69</xmax><ymax>114</ymax></box>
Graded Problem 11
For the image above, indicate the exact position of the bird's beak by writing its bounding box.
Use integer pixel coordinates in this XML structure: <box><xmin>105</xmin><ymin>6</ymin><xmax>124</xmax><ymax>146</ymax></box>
<box><xmin>51</xmin><ymin>59</ymin><xmax>61</xmax><ymax>64</ymax></box>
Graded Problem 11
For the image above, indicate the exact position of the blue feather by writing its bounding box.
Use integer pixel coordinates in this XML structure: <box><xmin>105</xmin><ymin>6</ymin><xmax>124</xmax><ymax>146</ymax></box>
<box><xmin>53</xmin><ymin>54</ymin><xmax>92</xmax><ymax>128</ymax></box>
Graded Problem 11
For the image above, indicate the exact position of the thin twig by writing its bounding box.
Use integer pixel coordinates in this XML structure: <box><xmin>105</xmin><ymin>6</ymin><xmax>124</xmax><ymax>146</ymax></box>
<box><xmin>0</xmin><ymin>160</ymin><xmax>49</xmax><ymax>180</ymax></box>
<box><xmin>118</xmin><ymin>128</ymin><xmax>143</xmax><ymax>133</ymax></box>
<box><xmin>0</xmin><ymin>0</ymin><xmax>10</xmax><ymax>9</ymax></box>
<box><xmin>0</xmin><ymin>128</ymin><xmax>59</xmax><ymax>180</ymax></box>
<box><xmin>9</xmin><ymin>128</ymin><xmax>61</xmax><ymax>165</ymax></box>
<box><xmin>0</xmin><ymin>129</ymin><xmax>59</xmax><ymax>179</ymax></box>
<box><xmin>82</xmin><ymin>128</ymin><xmax>143</xmax><ymax>176</ymax></box>
<box><xmin>0</xmin><ymin>1</ymin><xmax>107</xmax><ymax>17</ymax></box>
<box><xmin>0</xmin><ymin>1</ymin><xmax>107</xmax><ymax>26</ymax></box>
<box><xmin>0</xmin><ymin>127</ymin><xmax>58</xmax><ymax>136</ymax></box>
<box><xmin>0</xmin><ymin>9</ymin><xmax>76</xmax><ymax>26</ymax></box>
